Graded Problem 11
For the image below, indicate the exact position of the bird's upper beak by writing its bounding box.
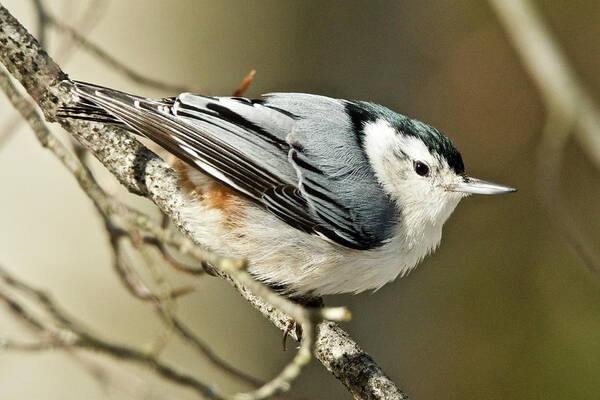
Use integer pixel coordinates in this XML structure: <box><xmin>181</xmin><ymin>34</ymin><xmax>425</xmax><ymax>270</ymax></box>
<box><xmin>449</xmin><ymin>176</ymin><xmax>517</xmax><ymax>195</ymax></box>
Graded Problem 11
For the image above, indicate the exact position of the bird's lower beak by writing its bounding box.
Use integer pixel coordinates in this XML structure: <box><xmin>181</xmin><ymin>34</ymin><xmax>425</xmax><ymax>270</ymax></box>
<box><xmin>450</xmin><ymin>176</ymin><xmax>517</xmax><ymax>195</ymax></box>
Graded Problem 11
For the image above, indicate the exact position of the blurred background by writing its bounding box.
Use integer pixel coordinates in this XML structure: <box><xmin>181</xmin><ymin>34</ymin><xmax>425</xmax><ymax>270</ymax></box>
<box><xmin>1</xmin><ymin>1</ymin><xmax>599</xmax><ymax>399</ymax></box>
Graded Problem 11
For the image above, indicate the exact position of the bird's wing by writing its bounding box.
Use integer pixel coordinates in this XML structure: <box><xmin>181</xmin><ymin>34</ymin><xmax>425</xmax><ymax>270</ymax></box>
<box><xmin>60</xmin><ymin>82</ymin><xmax>396</xmax><ymax>249</ymax></box>
<box><xmin>266</xmin><ymin>93</ymin><xmax>398</xmax><ymax>249</ymax></box>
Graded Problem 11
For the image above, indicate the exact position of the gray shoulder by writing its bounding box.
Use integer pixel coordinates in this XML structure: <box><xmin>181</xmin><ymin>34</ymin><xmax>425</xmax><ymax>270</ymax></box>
<box><xmin>266</xmin><ymin>93</ymin><xmax>399</xmax><ymax>247</ymax></box>
<box><xmin>264</xmin><ymin>92</ymin><xmax>347</xmax><ymax>114</ymax></box>
<box><xmin>263</xmin><ymin>93</ymin><xmax>359</xmax><ymax>152</ymax></box>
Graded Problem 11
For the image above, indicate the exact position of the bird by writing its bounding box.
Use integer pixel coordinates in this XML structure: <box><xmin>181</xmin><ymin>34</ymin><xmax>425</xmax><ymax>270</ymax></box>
<box><xmin>57</xmin><ymin>80</ymin><xmax>516</xmax><ymax>297</ymax></box>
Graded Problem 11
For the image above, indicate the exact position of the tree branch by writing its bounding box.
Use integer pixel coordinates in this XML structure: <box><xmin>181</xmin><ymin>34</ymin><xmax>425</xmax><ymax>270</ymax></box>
<box><xmin>0</xmin><ymin>4</ymin><xmax>406</xmax><ymax>399</ymax></box>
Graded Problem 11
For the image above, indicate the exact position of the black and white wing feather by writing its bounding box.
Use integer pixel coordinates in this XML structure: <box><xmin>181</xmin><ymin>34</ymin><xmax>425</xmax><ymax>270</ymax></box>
<box><xmin>58</xmin><ymin>81</ymin><xmax>397</xmax><ymax>249</ymax></box>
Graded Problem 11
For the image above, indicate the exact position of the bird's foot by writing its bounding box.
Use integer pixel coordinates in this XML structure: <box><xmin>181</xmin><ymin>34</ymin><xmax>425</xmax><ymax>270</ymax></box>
<box><xmin>281</xmin><ymin>295</ymin><xmax>323</xmax><ymax>351</ymax></box>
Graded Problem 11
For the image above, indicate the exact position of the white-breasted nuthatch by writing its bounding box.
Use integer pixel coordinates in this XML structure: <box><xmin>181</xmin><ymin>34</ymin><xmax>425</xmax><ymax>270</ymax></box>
<box><xmin>58</xmin><ymin>80</ymin><xmax>516</xmax><ymax>296</ymax></box>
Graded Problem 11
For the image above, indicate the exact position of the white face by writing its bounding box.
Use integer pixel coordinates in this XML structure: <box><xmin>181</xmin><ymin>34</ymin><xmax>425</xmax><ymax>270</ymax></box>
<box><xmin>362</xmin><ymin>119</ymin><xmax>467</xmax><ymax>227</ymax></box>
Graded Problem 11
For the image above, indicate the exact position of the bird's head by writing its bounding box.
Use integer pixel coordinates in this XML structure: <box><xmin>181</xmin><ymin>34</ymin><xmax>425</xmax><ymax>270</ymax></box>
<box><xmin>351</xmin><ymin>102</ymin><xmax>516</xmax><ymax>229</ymax></box>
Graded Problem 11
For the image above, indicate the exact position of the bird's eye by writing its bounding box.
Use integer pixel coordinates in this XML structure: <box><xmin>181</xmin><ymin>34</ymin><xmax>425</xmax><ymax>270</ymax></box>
<box><xmin>414</xmin><ymin>161</ymin><xmax>430</xmax><ymax>177</ymax></box>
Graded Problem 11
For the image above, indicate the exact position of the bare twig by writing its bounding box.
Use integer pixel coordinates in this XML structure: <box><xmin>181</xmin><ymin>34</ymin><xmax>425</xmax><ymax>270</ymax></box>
<box><xmin>109</xmin><ymin>237</ymin><xmax>268</xmax><ymax>389</ymax></box>
<box><xmin>30</xmin><ymin>0</ymin><xmax>48</xmax><ymax>47</ymax></box>
<box><xmin>233</xmin><ymin>70</ymin><xmax>256</xmax><ymax>97</ymax></box>
<box><xmin>143</xmin><ymin>236</ymin><xmax>209</xmax><ymax>275</ymax></box>
<box><xmin>52</xmin><ymin>0</ymin><xmax>108</xmax><ymax>63</ymax></box>
<box><xmin>0</xmin><ymin>338</ymin><xmax>67</xmax><ymax>351</ymax></box>
<box><xmin>95</xmin><ymin>222</ymin><xmax>267</xmax><ymax>390</ymax></box>
<box><xmin>46</xmin><ymin>13</ymin><xmax>197</xmax><ymax>94</ymax></box>
<box><xmin>0</xmin><ymin>266</ymin><xmax>222</xmax><ymax>399</ymax></box>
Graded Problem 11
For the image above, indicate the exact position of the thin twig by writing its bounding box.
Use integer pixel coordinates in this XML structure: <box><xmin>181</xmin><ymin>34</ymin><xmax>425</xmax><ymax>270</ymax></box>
<box><xmin>47</xmin><ymin>13</ymin><xmax>197</xmax><ymax>94</ymax></box>
<box><xmin>0</xmin><ymin>263</ymin><xmax>313</xmax><ymax>400</ymax></box>
<box><xmin>52</xmin><ymin>0</ymin><xmax>108</xmax><ymax>63</ymax></box>
<box><xmin>0</xmin><ymin>338</ymin><xmax>66</xmax><ymax>351</ymax></box>
<box><xmin>109</xmin><ymin>239</ymin><xmax>268</xmax><ymax>389</ymax></box>
<box><xmin>30</xmin><ymin>0</ymin><xmax>48</xmax><ymax>47</ymax></box>
<box><xmin>143</xmin><ymin>236</ymin><xmax>209</xmax><ymax>275</ymax></box>
<box><xmin>0</xmin><ymin>269</ymin><xmax>222</xmax><ymax>399</ymax></box>
<box><xmin>233</xmin><ymin>70</ymin><xmax>256</xmax><ymax>97</ymax></box>
<box><xmin>103</xmin><ymin>225</ymin><xmax>268</xmax><ymax>389</ymax></box>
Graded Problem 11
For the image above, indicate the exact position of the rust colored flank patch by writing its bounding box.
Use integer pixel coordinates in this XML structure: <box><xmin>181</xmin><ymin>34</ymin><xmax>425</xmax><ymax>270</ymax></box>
<box><xmin>171</xmin><ymin>158</ymin><xmax>245</xmax><ymax>224</ymax></box>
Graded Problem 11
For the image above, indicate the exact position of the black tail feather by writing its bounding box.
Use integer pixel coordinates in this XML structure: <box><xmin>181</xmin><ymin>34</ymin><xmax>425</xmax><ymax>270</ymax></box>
<box><xmin>57</xmin><ymin>90</ymin><xmax>123</xmax><ymax>125</ymax></box>
<box><xmin>57</xmin><ymin>105</ymin><xmax>123</xmax><ymax>125</ymax></box>
<box><xmin>57</xmin><ymin>80</ymin><xmax>142</xmax><ymax>127</ymax></box>
<box><xmin>58</xmin><ymin>80</ymin><xmax>178</xmax><ymax>128</ymax></box>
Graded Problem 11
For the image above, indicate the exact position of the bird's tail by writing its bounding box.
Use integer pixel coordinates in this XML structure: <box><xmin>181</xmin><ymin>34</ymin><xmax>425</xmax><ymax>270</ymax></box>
<box><xmin>57</xmin><ymin>80</ymin><xmax>129</xmax><ymax>125</ymax></box>
<box><xmin>57</xmin><ymin>80</ymin><xmax>203</xmax><ymax>171</ymax></box>
<box><xmin>57</xmin><ymin>80</ymin><xmax>176</xmax><ymax>127</ymax></box>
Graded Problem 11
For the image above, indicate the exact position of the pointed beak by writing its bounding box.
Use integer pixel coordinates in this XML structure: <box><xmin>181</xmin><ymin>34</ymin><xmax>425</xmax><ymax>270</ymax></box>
<box><xmin>450</xmin><ymin>176</ymin><xmax>517</xmax><ymax>195</ymax></box>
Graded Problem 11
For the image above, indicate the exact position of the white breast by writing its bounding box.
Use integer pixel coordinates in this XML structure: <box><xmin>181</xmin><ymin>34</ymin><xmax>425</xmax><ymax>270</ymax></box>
<box><xmin>180</xmin><ymin>188</ymin><xmax>450</xmax><ymax>296</ymax></box>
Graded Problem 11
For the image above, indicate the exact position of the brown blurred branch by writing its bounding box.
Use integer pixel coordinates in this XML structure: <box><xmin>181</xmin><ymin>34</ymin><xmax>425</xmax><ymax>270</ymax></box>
<box><xmin>488</xmin><ymin>0</ymin><xmax>600</xmax><ymax>169</ymax></box>
<box><xmin>0</xmin><ymin>4</ymin><xmax>405</xmax><ymax>400</ymax></box>
<box><xmin>233</xmin><ymin>70</ymin><xmax>256</xmax><ymax>97</ymax></box>
<box><xmin>489</xmin><ymin>0</ymin><xmax>600</xmax><ymax>275</ymax></box>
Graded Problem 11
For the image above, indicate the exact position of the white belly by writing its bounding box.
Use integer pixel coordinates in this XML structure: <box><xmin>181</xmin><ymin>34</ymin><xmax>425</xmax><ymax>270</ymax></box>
<box><xmin>180</xmin><ymin>192</ymin><xmax>444</xmax><ymax>296</ymax></box>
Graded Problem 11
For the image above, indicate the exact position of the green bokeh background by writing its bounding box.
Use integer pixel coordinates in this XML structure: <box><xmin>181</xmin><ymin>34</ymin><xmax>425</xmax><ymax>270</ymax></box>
<box><xmin>1</xmin><ymin>1</ymin><xmax>599</xmax><ymax>399</ymax></box>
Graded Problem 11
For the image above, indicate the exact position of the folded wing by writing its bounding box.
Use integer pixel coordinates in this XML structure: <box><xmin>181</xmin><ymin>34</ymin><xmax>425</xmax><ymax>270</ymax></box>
<box><xmin>59</xmin><ymin>81</ymin><xmax>397</xmax><ymax>249</ymax></box>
